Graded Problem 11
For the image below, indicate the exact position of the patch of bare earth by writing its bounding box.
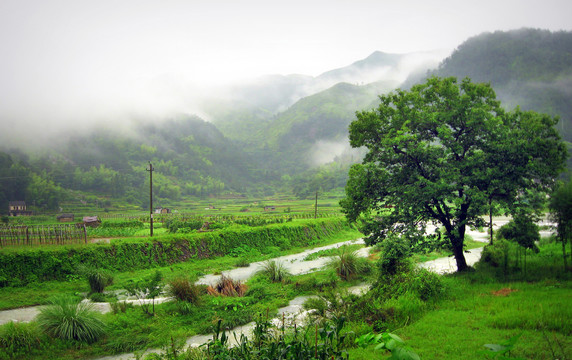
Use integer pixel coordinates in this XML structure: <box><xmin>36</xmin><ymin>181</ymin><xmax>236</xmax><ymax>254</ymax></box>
<box><xmin>491</xmin><ymin>288</ymin><xmax>518</xmax><ymax>296</ymax></box>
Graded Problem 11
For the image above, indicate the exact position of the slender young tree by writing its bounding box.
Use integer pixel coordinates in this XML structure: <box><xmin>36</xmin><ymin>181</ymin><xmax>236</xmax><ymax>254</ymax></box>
<box><xmin>549</xmin><ymin>180</ymin><xmax>572</xmax><ymax>271</ymax></box>
<box><xmin>341</xmin><ymin>77</ymin><xmax>567</xmax><ymax>271</ymax></box>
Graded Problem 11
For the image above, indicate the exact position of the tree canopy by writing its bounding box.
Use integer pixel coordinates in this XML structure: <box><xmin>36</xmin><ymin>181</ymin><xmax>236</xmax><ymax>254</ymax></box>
<box><xmin>341</xmin><ymin>76</ymin><xmax>567</xmax><ymax>271</ymax></box>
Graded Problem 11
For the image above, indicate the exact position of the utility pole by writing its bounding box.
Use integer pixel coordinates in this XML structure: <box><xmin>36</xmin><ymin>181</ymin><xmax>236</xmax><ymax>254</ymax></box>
<box><xmin>314</xmin><ymin>191</ymin><xmax>318</xmax><ymax>219</ymax></box>
<box><xmin>147</xmin><ymin>162</ymin><xmax>154</xmax><ymax>237</ymax></box>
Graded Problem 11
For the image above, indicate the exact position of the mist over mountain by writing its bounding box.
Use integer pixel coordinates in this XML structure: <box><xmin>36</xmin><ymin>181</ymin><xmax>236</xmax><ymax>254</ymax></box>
<box><xmin>2</xmin><ymin>28</ymin><xmax>572</xmax><ymax>212</ymax></box>
<box><xmin>433</xmin><ymin>28</ymin><xmax>572</xmax><ymax>142</ymax></box>
<box><xmin>209</xmin><ymin>50</ymin><xmax>444</xmax><ymax>140</ymax></box>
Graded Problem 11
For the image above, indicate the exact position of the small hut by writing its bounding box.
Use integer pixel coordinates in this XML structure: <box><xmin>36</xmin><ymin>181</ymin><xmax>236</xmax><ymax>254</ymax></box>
<box><xmin>57</xmin><ymin>213</ymin><xmax>75</xmax><ymax>222</ymax></box>
<box><xmin>8</xmin><ymin>201</ymin><xmax>32</xmax><ymax>216</ymax></box>
<box><xmin>83</xmin><ymin>216</ymin><xmax>101</xmax><ymax>228</ymax></box>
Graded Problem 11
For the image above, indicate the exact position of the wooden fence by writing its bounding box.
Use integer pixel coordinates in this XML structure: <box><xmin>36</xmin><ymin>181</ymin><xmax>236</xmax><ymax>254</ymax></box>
<box><xmin>0</xmin><ymin>224</ymin><xmax>87</xmax><ymax>247</ymax></box>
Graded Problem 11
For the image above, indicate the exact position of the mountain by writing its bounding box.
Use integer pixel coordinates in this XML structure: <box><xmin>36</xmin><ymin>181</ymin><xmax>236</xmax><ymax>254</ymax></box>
<box><xmin>210</xmin><ymin>50</ymin><xmax>444</xmax><ymax>143</ymax></box>
<box><xmin>433</xmin><ymin>28</ymin><xmax>572</xmax><ymax>142</ymax></box>
<box><xmin>6</xmin><ymin>29</ymin><xmax>572</xmax><ymax>210</ymax></box>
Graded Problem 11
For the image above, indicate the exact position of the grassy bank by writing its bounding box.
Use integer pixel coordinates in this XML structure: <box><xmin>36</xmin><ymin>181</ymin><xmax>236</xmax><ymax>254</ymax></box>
<box><xmin>0</xmin><ymin>218</ymin><xmax>352</xmax><ymax>287</ymax></box>
<box><xmin>0</xmin><ymin>224</ymin><xmax>362</xmax><ymax>310</ymax></box>
<box><xmin>348</xmin><ymin>241</ymin><xmax>572</xmax><ymax>360</ymax></box>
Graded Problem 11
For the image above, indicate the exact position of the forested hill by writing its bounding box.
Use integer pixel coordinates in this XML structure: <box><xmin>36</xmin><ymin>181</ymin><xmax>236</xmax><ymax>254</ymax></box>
<box><xmin>3</xmin><ymin>29</ymin><xmax>572</xmax><ymax>213</ymax></box>
<box><xmin>433</xmin><ymin>28</ymin><xmax>572</xmax><ymax>141</ymax></box>
<box><xmin>0</xmin><ymin>116</ymin><xmax>254</xmax><ymax>213</ymax></box>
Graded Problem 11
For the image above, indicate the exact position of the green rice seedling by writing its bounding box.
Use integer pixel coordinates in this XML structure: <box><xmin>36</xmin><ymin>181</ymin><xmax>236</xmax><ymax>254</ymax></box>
<box><xmin>259</xmin><ymin>260</ymin><xmax>291</xmax><ymax>283</ymax></box>
<box><xmin>36</xmin><ymin>296</ymin><xmax>106</xmax><ymax>343</ymax></box>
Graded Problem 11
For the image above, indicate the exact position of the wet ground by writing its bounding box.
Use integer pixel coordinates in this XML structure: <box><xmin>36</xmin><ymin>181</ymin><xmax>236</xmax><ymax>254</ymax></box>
<box><xmin>0</xmin><ymin>218</ymin><xmax>555</xmax><ymax>359</ymax></box>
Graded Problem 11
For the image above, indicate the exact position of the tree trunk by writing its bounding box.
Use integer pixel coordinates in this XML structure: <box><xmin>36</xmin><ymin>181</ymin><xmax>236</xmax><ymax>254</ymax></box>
<box><xmin>569</xmin><ymin>235</ymin><xmax>572</xmax><ymax>271</ymax></box>
<box><xmin>451</xmin><ymin>239</ymin><xmax>468</xmax><ymax>271</ymax></box>
<box><xmin>561</xmin><ymin>233</ymin><xmax>567</xmax><ymax>271</ymax></box>
<box><xmin>448</xmin><ymin>225</ymin><xmax>468</xmax><ymax>272</ymax></box>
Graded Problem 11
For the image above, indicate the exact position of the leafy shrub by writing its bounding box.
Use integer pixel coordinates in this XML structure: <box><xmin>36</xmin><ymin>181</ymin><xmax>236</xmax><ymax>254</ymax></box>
<box><xmin>259</xmin><ymin>260</ymin><xmax>290</xmax><ymax>283</ymax></box>
<box><xmin>481</xmin><ymin>239</ymin><xmax>512</xmax><ymax>268</ymax></box>
<box><xmin>37</xmin><ymin>296</ymin><xmax>106</xmax><ymax>343</ymax></box>
<box><xmin>170</xmin><ymin>317</ymin><xmax>351</xmax><ymax>360</ymax></box>
<box><xmin>125</xmin><ymin>271</ymin><xmax>163</xmax><ymax>316</ymax></box>
<box><xmin>234</xmin><ymin>257</ymin><xmax>250</xmax><ymax>268</ymax></box>
<box><xmin>304</xmin><ymin>290</ymin><xmax>359</xmax><ymax>322</ymax></box>
<box><xmin>410</xmin><ymin>268</ymin><xmax>445</xmax><ymax>301</ymax></box>
<box><xmin>168</xmin><ymin>277</ymin><xmax>201</xmax><ymax>304</ymax></box>
<box><xmin>378</xmin><ymin>234</ymin><xmax>411</xmax><ymax>276</ymax></box>
<box><xmin>164</xmin><ymin>218</ymin><xmax>204</xmax><ymax>233</ymax></box>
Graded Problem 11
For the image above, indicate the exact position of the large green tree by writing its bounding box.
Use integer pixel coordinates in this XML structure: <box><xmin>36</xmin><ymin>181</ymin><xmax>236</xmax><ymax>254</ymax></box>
<box><xmin>341</xmin><ymin>77</ymin><xmax>567</xmax><ymax>271</ymax></box>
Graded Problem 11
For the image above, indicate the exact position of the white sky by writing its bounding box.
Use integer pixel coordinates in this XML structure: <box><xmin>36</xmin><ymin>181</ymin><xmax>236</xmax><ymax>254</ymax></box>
<box><xmin>0</xmin><ymin>0</ymin><xmax>571</xmax><ymax>141</ymax></box>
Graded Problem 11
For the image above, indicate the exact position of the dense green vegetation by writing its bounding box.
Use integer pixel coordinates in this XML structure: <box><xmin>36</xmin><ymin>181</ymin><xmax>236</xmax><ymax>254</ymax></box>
<box><xmin>0</xmin><ymin>217</ymin><xmax>350</xmax><ymax>287</ymax></box>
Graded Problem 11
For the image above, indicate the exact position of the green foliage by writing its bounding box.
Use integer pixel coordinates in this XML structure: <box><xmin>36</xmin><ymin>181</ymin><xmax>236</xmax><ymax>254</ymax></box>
<box><xmin>481</xmin><ymin>333</ymin><xmax>525</xmax><ymax>359</ymax></box>
<box><xmin>168</xmin><ymin>276</ymin><xmax>201</xmax><ymax>304</ymax></box>
<box><xmin>164</xmin><ymin>218</ymin><xmax>203</xmax><ymax>234</ymax></box>
<box><xmin>341</xmin><ymin>76</ymin><xmax>567</xmax><ymax>272</ymax></box>
<box><xmin>109</xmin><ymin>299</ymin><xmax>132</xmax><ymax>314</ymax></box>
<box><xmin>328</xmin><ymin>246</ymin><xmax>369</xmax><ymax>281</ymax></box>
<box><xmin>351</xmin><ymin>259</ymin><xmax>445</xmax><ymax>331</ymax></box>
<box><xmin>36</xmin><ymin>296</ymin><xmax>106</xmax><ymax>343</ymax></box>
<box><xmin>0</xmin><ymin>321</ymin><xmax>44</xmax><ymax>359</ymax></box>
<box><xmin>259</xmin><ymin>260</ymin><xmax>291</xmax><ymax>283</ymax></box>
<box><xmin>125</xmin><ymin>270</ymin><xmax>163</xmax><ymax>316</ymax></box>
<box><xmin>356</xmin><ymin>332</ymin><xmax>420</xmax><ymax>360</ymax></box>
<box><xmin>77</xmin><ymin>265</ymin><xmax>114</xmax><ymax>294</ymax></box>
<box><xmin>0</xmin><ymin>218</ymin><xmax>350</xmax><ymax>287</ymax></box>
<box><xmin>377</xmin><ymin>234</ymin><xmax>411</xmax><ymax>276</ymax></box>
<box><xmin>496</xmin><ymin>214</ymin><xmax>540</xmax><ymax>253</ymax></box>
<box><xmin>549</xmin><ymin>179</ymin><xmax>572</xmax><ymax>270</ymax></box>
<box><xmin>181</xmin><ymin>316</ymin><xmax>352</xmax><ymax>360</ymax></box>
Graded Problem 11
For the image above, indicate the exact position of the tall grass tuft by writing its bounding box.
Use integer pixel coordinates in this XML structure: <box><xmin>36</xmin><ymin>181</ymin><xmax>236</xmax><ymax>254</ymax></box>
<box><xmin>168</xmin><ymin>277</ymin><xmax>202</xmax><ymax>304</ymax></box>
<box><xmin>259</xmin><ymin>260</ymin><xmax>291</xmax><ymax>283</ymax></box>
<box><xmin>36</xmin><ymin>296</ymin><xmax>106</xmax><ymax>343</ymax></box>
<box><xmin>329</xmin><ymin>246</ymin><xmax>368</xmax><ymax>281</ymax></box>
<box><xmin>77</xmin><ymin>265</ymin><xmax>114</xmax><ymax>294</ymax></box>
<box><xmin>207</xmin><ymin>275</ymin><xmax>247</xmax><ymax>297</ymax></box>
